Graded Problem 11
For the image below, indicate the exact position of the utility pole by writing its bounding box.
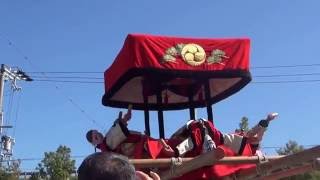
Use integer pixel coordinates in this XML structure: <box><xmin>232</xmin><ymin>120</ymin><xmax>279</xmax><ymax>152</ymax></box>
<box><xmin>0</xmin><ymin>64</ymin><xmax>32</xmax><ymax>161</ymax></box>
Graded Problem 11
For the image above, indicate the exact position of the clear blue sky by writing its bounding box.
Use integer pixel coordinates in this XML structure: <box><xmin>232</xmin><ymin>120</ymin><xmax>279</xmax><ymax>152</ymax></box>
<box><xmin>1</xmin><ymin>0</ymin><xmax>320</xmax><ymax>172</ymax></box>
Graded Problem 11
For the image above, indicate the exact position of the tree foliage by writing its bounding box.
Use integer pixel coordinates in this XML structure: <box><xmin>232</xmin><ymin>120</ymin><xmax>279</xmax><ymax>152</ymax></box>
<box><xmin>276</xmin><ymin>140</ymin><xmax>304</xmax><ymax>155</ymax></box>
<box><xmin>237</xmin><ymin>116</ymin><xmax>249</xmax><ymax>132</ymax></box>
<box><xmin>0</xmin><ymin>159</ymin><xmax>20</xmax><ymax>180</ymax></box>
<box><xmin>33</xmin><ymin>145</ymin><xmax>76</xmax><ymax>180</ymax></box>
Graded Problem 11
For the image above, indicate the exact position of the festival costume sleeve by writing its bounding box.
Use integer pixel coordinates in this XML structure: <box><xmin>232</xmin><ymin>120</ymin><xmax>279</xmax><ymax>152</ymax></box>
<box><xmin>223</xmin><ymin>133</ymin><xmax>247</xmax><ymax>155</ymax></box>
<box><xmin>175</xmin><ymin>137</ymin><xmax>194</xmax><ymax>157</ymax></box>
<box><xmin>105</xmin><ymin>121</ymin><xmax>130</xmax><ymax>150</ymax></box>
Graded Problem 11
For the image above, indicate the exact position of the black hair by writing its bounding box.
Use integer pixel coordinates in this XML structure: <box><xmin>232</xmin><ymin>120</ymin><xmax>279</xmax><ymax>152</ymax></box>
<box><xmin>86</xmin><ymin>130</ymin><xmax>95</xmax><ymax>143</ymax></box>
<box><xmin>78</xmin><ymin>152</ymin><xmax>135</xmax><ymax>180</ymax></box>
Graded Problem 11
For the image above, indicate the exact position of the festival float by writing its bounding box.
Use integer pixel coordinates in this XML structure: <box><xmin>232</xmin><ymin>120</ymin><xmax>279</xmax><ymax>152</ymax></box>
<box><xmin>102</xmin><ymin>34</ymin><xmax>320</xmax><ymax>179</ymax></box>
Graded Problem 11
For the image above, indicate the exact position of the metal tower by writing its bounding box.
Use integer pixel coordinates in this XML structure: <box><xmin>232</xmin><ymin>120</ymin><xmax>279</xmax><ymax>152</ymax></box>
<box><xmin>0</xmin><ymin>64</ymin><xmax>32</xmax><ymax>162</ymax></box>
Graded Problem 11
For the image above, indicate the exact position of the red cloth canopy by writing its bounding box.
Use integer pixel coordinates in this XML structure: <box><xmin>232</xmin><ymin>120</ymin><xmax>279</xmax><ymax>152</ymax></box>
<box><xmin>103</xmin><ymin>34</ymin><xmax>251</xmax><ymax>110</ymax></box>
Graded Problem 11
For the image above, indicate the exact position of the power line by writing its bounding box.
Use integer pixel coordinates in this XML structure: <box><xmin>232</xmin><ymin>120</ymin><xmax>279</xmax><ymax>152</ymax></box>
<box><xmin>31</xmin><ymin>73</ymin><xmax>320</xmax><ymax>79</ymax></box>
<box><xmin>31</xmin><ymin>76</ymin><xmax>103</xmax><ymax>79</ymax></box>
<box><xmin>13</xmin><ymin>92</ymin><xmax>22</xmax><ymax>137</ymax></box>
<box><xmin>255</xmin><ymin>72</ymin><xmax>320</xmax><ymax>78</ymax></box>
<box><xmin>22</xmin><ymin>63</ymin><xmax>320</xmax><ymax>74</ymax></box>
<box><xmin>23</xmin><ymin>71</ymin><xmax>98</xmax><ymax>74</ymax></box>
<box><xmin>262</xmin><ymin>144</ymin><xmax>319</xmax><ymax>149</ymax></box>
<box><xmin>26</xmin><ymin>71</ymin><xmax>320</xmax><ymax>84</ymax></box>
<box><xmin>0</xmin><ymin>155</ymin><xmax>87</xmax><ymax>162</ymax></box>
<box><xmin>252</xmin><ymin>79</ymin><xmax>320</xmax><ymax>84</ymax></box>
<box><xmin>251</xmin><ymin>63</ymin><xmax>320</xmax><ymax>69</ymax></box>
<box><xmin>30</xmin><ymin>79</ymin><xmax>320</xmax><ymax>84</ymax></box>
<box><xmin>1</xmin><ymin>33</ymin><xmax>104</xmax><ymax>130</ymax></box>
<box><xmin>33</xmin><ymin>79</ymin><xmax>103</xmax><ymax>84</ymax></box>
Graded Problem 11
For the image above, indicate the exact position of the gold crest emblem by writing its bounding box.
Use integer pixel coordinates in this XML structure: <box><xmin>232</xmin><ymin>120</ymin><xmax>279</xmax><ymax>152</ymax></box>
<box><xmin>161</xmin><ymin>44</ymin><xmax>228</xmax><ymax>66</ymax></box>
<box><xmin>181</xmin><ymin>44</ymin><xmax>206</xmax><ymax>66</ymax></box>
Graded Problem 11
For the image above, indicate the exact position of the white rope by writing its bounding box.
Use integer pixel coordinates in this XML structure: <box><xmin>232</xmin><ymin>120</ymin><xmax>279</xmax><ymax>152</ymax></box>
<box><xmin>170</xmin><ymin>157</ymin><xmax>183</xmax><ymax>177</ymax></box>
<box><xmin>255</xmin><ymin>154</ymin><xmax>269</xmax><ymax>177</ymax></box>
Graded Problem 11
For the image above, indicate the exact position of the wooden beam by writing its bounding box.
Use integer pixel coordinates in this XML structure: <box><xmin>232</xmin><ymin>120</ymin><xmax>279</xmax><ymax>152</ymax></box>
<box><xmin>130</xmin><ymin>155</ymin><xmax>283</xmax><ymax>169</ymax></box>
<box><xmin>262</xmin><ymin>163</ymin><xmax>314</xmax><ymax>180</ymax></box>
<box><xmin>236</xmin><ymin>146</ymin><xmax>320</xmax><ymax>180</ymax></box>
<box><xmin>160</xmin><ymin>148</ymin><xmax>225</xmax><ymax>180</ymax></box>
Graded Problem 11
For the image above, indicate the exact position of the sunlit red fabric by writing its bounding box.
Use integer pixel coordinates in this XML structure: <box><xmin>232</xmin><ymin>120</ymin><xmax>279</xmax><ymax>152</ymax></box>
<box><xmin>103</xmin><ymin>34</ymin><xmax>251</xmax><ymax>110</ymax></box>
<box><xmin>176</xmin><ymin>145</ymin><xmax>256</xmax><ymax>180</ymax></box>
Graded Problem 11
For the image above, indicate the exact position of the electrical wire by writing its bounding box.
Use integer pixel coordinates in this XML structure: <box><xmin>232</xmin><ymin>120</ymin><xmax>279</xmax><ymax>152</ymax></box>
<box><xmin>251</xmin><ymin>63</ymin><xmax>320</xmax><ymax>69</ymax></box>
<box><xmin>30</xmin><ymin>73</ymin><xmax>320</xmax><ymax>79</ymax></box>
<box><xmin>13</xmin><ymin>92</ymin><xmax>22</xmax><ymax>137</ymax></box>
<box><xmin>261</xmin><ymin>144</ymin><xmax>319</xmax><ymax>149</ymax></box>
<box><xmin>23</xmin><ymin>72</ymin><xmax>320</xmax><ymax>85</ymax></box>
<box><xmin>24</xmin><ymin>63</ymin><xmax>320</xmax><ymax>73</ymax></box>
<box><xmin>252</xmin><ymin>79</ymin><xmax>320</xmax><ymax>84</ymax></box>
<box><xmin>31</xmin><ymin>76</ymin><xmax>103</xmax><ymax>79</ymax></box>
<box><xmin>29</xmin><ymin>78</ymin><xmax>320</xmax><ymax>85</ymax></box>
<box><xmin>27</xmin><ymin>72</ymin><xmax>101</xmax><ymax>74</ymax></box>
<box><xmin>0</xmin><ymin>155</ymin><xmax>87</xmax><ymax>162</ymax></box>
<box><xmin>1</xmin><ymin>33</ymin><xmax>104</xmax><ymax>130</ymax></box>
<box><xmin>254</xmin><ymin>72</ymin><xmax>320</xmax><ymax>78</ymax></box>
<box><xmin>33</xmin><ymin>79</ymin><xmax>103</xmax><ymax>84</ymax></box>
<box><xmin>4</xmin><ymin>88</ymin><xmax>15</xmax><ymax>134</ymax></box>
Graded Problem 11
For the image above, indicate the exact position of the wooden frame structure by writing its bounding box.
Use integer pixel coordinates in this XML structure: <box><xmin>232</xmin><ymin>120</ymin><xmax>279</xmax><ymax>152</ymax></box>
<box><xmin>128</xmin><ymin>145</ymin><xmax>320</xmax><ymax>179</ymax></box>
<box><xmin>102</xmin><ymin>34</ymin><xmax>320</xmax><ymax>179</ymax></box>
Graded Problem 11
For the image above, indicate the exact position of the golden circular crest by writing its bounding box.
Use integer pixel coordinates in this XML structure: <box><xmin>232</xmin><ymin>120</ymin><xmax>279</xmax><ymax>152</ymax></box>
<box><xmin>181</xmin><ymin>44</ymin><xmax>206</xmax><ymax>66</ymax></box>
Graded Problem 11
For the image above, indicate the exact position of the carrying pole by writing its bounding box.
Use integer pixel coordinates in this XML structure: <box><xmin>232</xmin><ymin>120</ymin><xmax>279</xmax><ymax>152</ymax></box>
<box><xmin>236</xmin><ymin>145</ymin><xmax>320</xmax><ymax>180</ymax></box>
<box><xmin>262</xmin><ymin>158</ymin><xmax>320</xmax><ymax>180</ymax></box>
<box><xmin>130</xmin><ymin>155</ymin><xmax>283</xmax><ymax>169</ymax></box>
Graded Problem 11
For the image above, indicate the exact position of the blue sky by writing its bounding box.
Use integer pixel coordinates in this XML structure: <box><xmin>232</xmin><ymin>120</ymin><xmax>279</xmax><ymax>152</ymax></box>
<box><xmin>1</xmin><ymin>0</ymin><xmax>320</xmax><ymax>171</ymax></box>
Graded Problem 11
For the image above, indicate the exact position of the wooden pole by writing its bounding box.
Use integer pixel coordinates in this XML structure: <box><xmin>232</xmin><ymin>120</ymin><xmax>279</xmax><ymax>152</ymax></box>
<box><xmin>236</xmin><ymin>146</ymin><xmax>320</xmax><ymax>180</ymax></box>
<box><xmin>160</xmin><ymin>148</ymin><xmax>225</xmax><ymax>180</ymax></box>
<box><xmin>261</xmin><ymin>158</ymin><xmax>320</xmax><ymax>180</ymax></box>
<box><xmin>130</xmin><ymin>155</ymin><xmax>283</xmax><ymax>169</ymax></box>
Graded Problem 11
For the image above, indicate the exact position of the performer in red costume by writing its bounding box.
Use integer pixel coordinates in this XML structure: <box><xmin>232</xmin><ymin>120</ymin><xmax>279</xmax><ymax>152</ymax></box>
<box><xmin>86</xmin><ymin>106</ymin><xmax>180</xmax><ymax>159</ymax></box>
<box><xmin>86</xmin><ymin>108</ymin><xmax>277</xmax><ymax>160</ymax></box>
<box><xmin>161</xmin><ymin>113</ymin><xmax>278</xmax><ymax>158</ymax></box>
<box><xmin>161</xmin><ymin>113</ymin><xmax>278</xmax><ymax>180</ymax></box>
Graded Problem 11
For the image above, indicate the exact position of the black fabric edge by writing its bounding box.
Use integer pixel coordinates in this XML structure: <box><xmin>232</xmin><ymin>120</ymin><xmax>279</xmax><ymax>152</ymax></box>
<box><xmin>174</xmin><ymin>147</ymin><xmax>180</xmax><ymax>157</ymax></box>
<box><xmin>118</xmin><ymin>121</ymin><xmax>130</xmax><ymax>137</ymax></box>
<box><xmin>219</xmin><ymin>132</ymin><xmax>224</xmax><ymax>145</ymax></box>
<box><xmin>102</xmin><ymin>68</ymin><xmax>252</xmax><ymax>110</ymax></box>
<box><xmin>238</xmin><ymin>136</ymin><xmax>247</xmax><ymax>155</ymax></box>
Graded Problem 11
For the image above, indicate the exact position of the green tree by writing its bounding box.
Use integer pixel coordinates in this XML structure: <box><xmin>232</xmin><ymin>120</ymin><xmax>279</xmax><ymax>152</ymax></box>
<box><xmin>236</xmin><ymin>116</ymin><xmax>249</xmax><ymax>132</ymax></box>
<box><xmin>33</xmin><ymin>145</ymin><xmax>76</xmax><ymax>180</ymax></box>
<box><xmin>0</xmin><ymin>159</ymin><xmax>20</xmax><ymax>180</ymax></box>
<box><xmin>276</xmin><ymin>140</ymin><xmax>304</xmax><ymax>155</ymax></box>
<box><xmin>277</xmin><ymin>140</ymin><xmax>320</xmax><ymax>180</ymax></box>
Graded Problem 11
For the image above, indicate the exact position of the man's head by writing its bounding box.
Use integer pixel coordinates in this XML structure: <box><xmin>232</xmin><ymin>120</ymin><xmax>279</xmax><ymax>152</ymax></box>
<box><xmin>78</xmin><ymin>152</ymin><xmax>135</xmax><ymax>180</ymax></box>
<box><xmin>86</xmin><ymin>130</ymin><xmax>104</xmax><ymax>146</ymax></box>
